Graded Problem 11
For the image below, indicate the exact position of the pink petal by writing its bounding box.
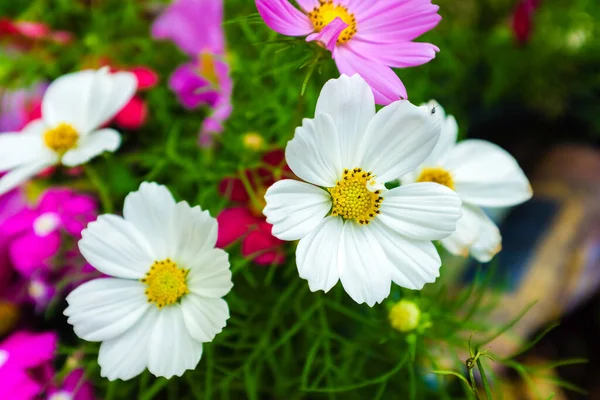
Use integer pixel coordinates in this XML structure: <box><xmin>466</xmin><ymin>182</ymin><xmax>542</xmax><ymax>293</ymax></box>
<box><xmin>348</xmin><ymin>39</ymin><xmax>439</xmax><ymax>68</ymax></box>
<box><xmin>334</xmin><ymin>46</ymin><xmax>407</xmax><ymax>105</ymax></box>
<box><xmin>306</xmin><ymin>17</ymin><xmax>348</xmax><ymax>53</ymax></box>
<box><xmin>0</xmin><ymin>331</ymin><xmax>57</xmax><ymax>369</ymax></box>
<box><xmin>129</xmin><ymin>66</ymin><xmax>159</xmax><ymax>89</ymax></box>
<box><xmin>216</xmin><ymin>207</ymin><xmax>260</xmax><ymax>248</ymax></box>
<box><xmin>354</xmin><ymin>1</ymin><xmax>441</xmax><ymax>43</ymax></box>
<box><xmin>296</xmin><ymin>0</ymin><xmax>320</xmax><ymax>12</ymax></box>
<box><xmin>114</xmin><ymin>96</ymin><xmax>148</xmax><ymax>129</ymax></box>
<box><xmin>9</xmin><ymin>232</ymin><xmax>60</xmax><ymax>277</ymax></box>
<box><xmin>0</xmin><ymin>370</ymin><xmax>41</xmax><ymax>400</ymax></box>
<box><xmin>242</xmin><ymin>223</ymin><xmax>285</xmax><ymax>265</ymax></box>
<box><xmin>256</xmin><ymin>0</ymin><xmax>314</xmax><ymax>36</ymax></box>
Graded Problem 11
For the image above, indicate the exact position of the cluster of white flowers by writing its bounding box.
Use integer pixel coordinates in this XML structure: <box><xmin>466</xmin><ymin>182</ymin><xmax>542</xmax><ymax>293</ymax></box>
<box><xmin>2</xmin><ymin>70</ymin><xmax>530</xmax><ymax>381</ymax></box>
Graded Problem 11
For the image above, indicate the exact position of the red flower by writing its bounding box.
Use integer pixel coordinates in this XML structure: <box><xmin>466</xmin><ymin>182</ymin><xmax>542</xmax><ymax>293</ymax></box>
<box><xmin>113</xmin><ymin>66</ymin><xmax>159</xmax><ymax>129</ymax></box>
<box><xmin>216</xmin><ymin>149</ymin><xmax>292</xmax><ymax>266</ymax></box>
<box><xmin>512</xmin><ymin>0</ymin><xmax>541</xmax><ymax>45</ymax></box>
<box><xmin>0</xmin><ymin>18</ymin><xmax>72</xmax><ymax>48</ymax></box>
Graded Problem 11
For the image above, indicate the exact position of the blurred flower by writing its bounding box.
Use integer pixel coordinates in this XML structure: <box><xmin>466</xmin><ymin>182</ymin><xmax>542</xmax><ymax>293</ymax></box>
<box><xmin>0</xmin><ymin>68</ymin><xmax>137</xmax><ymax>195</ymax></box>
<box><xmin>152</xmin><ymin>0</ymin><xmax>233</xmax><ymax>146</ymax></box>
<box><xmin>242</xmin><ymin>132</ymin><xmax>265</xmax><ymax>151</ymax></box>
<box><xmin>2</xmin><ymin>188</ymin><xmax>98</xmax><ymax>277</ymax></box>
<box><xmin>255</xmin><ymin>0</ymin><xmax>440</xmax><ymax>105</ymax></box>
<box><xmin>0</xmin><ymin>330</ymin><xmax>57</xmax><ymax>400</ymax></box>
<box><xmin>113</xmin><ymin>66</ymin><xmax>159</xmax><ymax>130</ymax></box>
<box><xmin>389</xmin><ymin>299</ymin><xmax>421</xmax><ymax>332</ymax></box>
<box><xmin>0</xmin><ymin>189</ymin><xmax>26</xmax><ymax>292</ymax></box>
<box><xmin>511</xmin><ymin>0</ymin><xmax>540</xmax><ymax>45</ymax></box>
<box><xmin>401</xmin><ymin>101</ymin><xmax>532</xmax><ymax>262</ymax></box>
<box><xmin>27</xmin><ymin>274</ymin><xmax>55</xmax><ymax>312</ymax></box>
<box><xmin>0</xmin><ymin>18</ymin><xmax>72</xmax><ymax>52</ymax></box>
<box><xmin>263</xmin><ymin>75</ymin><xmax>461</xmax><ymax>306</ymax></box>
<box><xmin>48</xmin><ymin>369</ymin><xmax>94</xmax><ymax>400</ymax></box>
<box><xmin>65</xmin><ymin>182</ymin><xmax>233</xmax><ymax>380</ymax></box>
<box><xmin>217</xmin><ymin>149</ymin><xmax>290</xmax><ymax>266</ymax></box>
<box><xmin>0</xmin><ymin>82</ymin><xmax>46</xmax><ymax>132</ymax></box>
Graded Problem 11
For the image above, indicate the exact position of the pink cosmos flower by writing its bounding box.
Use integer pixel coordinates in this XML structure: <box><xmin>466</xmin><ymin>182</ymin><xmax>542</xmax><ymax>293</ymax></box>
<box><xmin>0</xmin><ymin>82</ymin><xmax>46</xmax><ymax>132</ymax></box>
<box><xmin>1</xmin><ymin>188</ymin><xmax>97</xmax><ymax>277</ymax></box>
<box><xmin>48</xmin><ymin>369</ymin><xmax>95</xmax><ymax>400</ymax></box>
<box><xmin>0</xmin><ymin>18</ymin><xmax>72</xmax><ymax>50</ymax></box>
<box><xmin>0</xmin><ymin>189</ymin><xmax>26</xmax><ymax>293</ymax></box>
<box><xmin>151</xmin><ymin>0</ymin><xmax>233</xmax><ymax>145</ymax></box>
<box><xmin>113</xmin><ymin>66</ymin><xmax>159</xmax><ymax>130</ymax></box>
<box><xmin>0</xmin><ymin>330</ymin><xmax>57</xmax><ymax>400</ymax></box>
<box><xmin>255</xmin><ymin>0</ymin><xmax>441</xmax><ymax>104</ymax></box>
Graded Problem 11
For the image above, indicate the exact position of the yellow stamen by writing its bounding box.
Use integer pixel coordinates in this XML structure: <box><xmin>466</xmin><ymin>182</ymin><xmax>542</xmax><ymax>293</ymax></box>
<box><xmin>328</xmin><ymin>168</ymin><xmax>382</xmax><ymax>225</ymax></box>
<box><xmin>43</xmin><ymin>123</ymin><xmax>79</xmax><ymax>154</ymax></box>
<box><xmin>308</xmin><ymin>0</ymin><xmax>357</xmax><ymax>44</ymax></box>
<box><xmin>141</xmin><ymin>258</ymin><xmax>189</xmax><ymax>309</ymax></box>
<box><xmin>199</xmin><ymin>52</ymin><xmax>219</xmax><ymax>86</ymax></box>
<box><xmin>416</xmin><ymin>167</ymin><xmax>455</xmax><ymax>190</ymax></box>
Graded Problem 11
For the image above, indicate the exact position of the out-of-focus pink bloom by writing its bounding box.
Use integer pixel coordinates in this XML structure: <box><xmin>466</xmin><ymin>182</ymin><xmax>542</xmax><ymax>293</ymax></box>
<box><xmin>1</xmin><ymin>189</ymin><xmax>97</xmax><ymax>277</ymax></box>
<box><xmin>217</xmin><ymin>150</ymin><xmax>292</xmax><ymax>265</ymax></box>
<box><xmin>0</xmin><ymin>82</ymin><xmax>47</xmax><ymax>132</ymax></box>
<box><xmin>512</xmin><ymin>0</ymin><xmax>541</xmax><ymax>45</ymax></box>
<box><xmin>26</xmin><ymin>274</ymin><xmax>55</xmax><ymax>312</ymax></box>
<box><xmin>113</xmin><ymin>66</ymin><xmax>159</xmax><ymax>129</ymax></box>
<box><xmin>0</xmin><ymin>331</ymin><xmax>57</xmax><ymax>400</ymax></box>
<box><xmin>47</xmin><ymin>369</ymin><xmax>94</xmax><ymax>400</ymax></box>
<box><xmin>0</xmin><ymin>189</ymin><xmax>26</xmax><ymax>293</ymax></box>
<box><xmin>0</xmin><ymin>18</ymin><xmax>72</xmax><ymax>47</ymax></box>
<box><xmin>152</xmin><ymin>0</ymin><xmax>233</xmax><ymax>145</ymax></box>
<box><xmin>255</xmin><ymin>0</ymin><xmax>441</xmax><ymax>104</ymax></box>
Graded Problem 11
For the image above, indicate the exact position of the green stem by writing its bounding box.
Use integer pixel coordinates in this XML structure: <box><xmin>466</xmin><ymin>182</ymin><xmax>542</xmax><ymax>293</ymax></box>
<box><xmin>84</xmin><ymin>163</ymin><xmax>113</xmax><ymax>213</ymax></box>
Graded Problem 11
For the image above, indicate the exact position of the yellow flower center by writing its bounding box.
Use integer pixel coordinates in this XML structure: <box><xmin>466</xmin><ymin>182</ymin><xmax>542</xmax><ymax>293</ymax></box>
<box><xmin>43</xmin><ymin>123</ymin><xmax>79</xmax><ymax>154</ymax></box>
<box><xmin>328</xmin><ymin>168</ymin><xmax>382</xmax><ymax>225</ymax></box>
<box><xmin>199</xmin><ymin>52</ymin><xmax>219</xmax><ymax>86</ymax></box>
<box><xmin>141</xmin><ymin>258</ymin><xmax>189</xmax><ymax>309</ymax></box>
<box><xmin>0</xmin><ymin>301</ymin><xmax>19</xmax><ymax>336</ymax></box>
<box><xmin>389</xmin><ymin>300</ymin><xmax>421</xmax><ymax>333</ymax></box>
<box><xmin>416</xmin><ymin>167</ymin><xmax>455</xmax><ymax>190</ymax></box>
<box><xmin>308</xmin><ymin>0</ymin><xmax>357</xmax><ymax>44</ymax></box>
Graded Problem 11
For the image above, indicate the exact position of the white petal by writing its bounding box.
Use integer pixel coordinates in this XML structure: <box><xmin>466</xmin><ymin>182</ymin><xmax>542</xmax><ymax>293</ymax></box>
<box><xmin>79</xmin><ymin>215</ymin><xmax>155</xmax><ymax>279</ymax></box>
<box><xmin>147</xmin><ymin>306</ymin><xmax>203</xmax><ymax>379</ymax></box>
<box><xmin>338</xmin><ymin>222</ymin><xmax>392</xmax><ymax>307</ymax></box>
<box><xmin>439</xmin><ymin>204</ymin><xmax>484</xmax><ymax>257</ymax></box>
<box><xmin>369</xmin><ymin>220</ymin><xmax>441</xmax><ymax>290</ymax></box>
<box><xmin>285</xmin><ymin>113</ymin><xmax>342</xmax><ymax>187</ymax></box>
<box><xmin>61</xmin><ymin>129</ymin><xmax>121</xmax><ymax>167</ymax></box>
<box><xmin>315</xmin><ymin>74</ymin><xmax>375</xmax><ymax>166</ymax></box>
<box><xmin>0</xmin><ymin>160</ymin><xmax>55</xmax><ymax>196</ymax></box>
<box><xmin>186</xmin><ymin>248</ymin><xmax>233</xmax><ymax>298</ymax></box>
<box><xmin>445</xmin><ymin>140</ymin><xmax>533</xmax><ymax>207</ymax></box>
<box><xmin>296</xmin><ymin>216</ymin><xmax>343</xmax><ymax>293</ymax></box>
<box><xmin>64</xmin><ymin>278</ymin><xmax>149</xmax><ymax>342</ymax></box>
<box><xmin>98</xmin><ymin>307</ymin><xmax>157</xmax><ymax>381</ymax></box>
<box><xmin>0</xmin><ymin>123</ymin><xmax>53</xmax><ymax>172</ymax></box>
<box><xmin>43</xmin><ymin>69</ymin><xmax>137</xmax><ymax>134</ymax></box>
<box><xmin>417</xmin><ymin>100</ymin><xmax>458</xmax><ymax>168</ymax></box>
<box><xmin>378</xmin><ymin>183</ymin><xmax>462</xmax><ymax>240</ymax></box>
<box><xmin>263</xmin><ymin>179</ymin><xmax>331</xmax><ymax>241</ymax></box>
<box><xmin>169</xmin><ymin>201</ymin><xmax>218</xmax><ymax>267</ymax></box>
<box><xmin>123</xmin><ymin>182</ymin><xmax>177</xmax><ymax>260</ymax></box>
<box><xmin>357</xmin><ymin>100</ymin><xmax>441</xmax><ymax>183</ymax></box>
<box><xmin>469</xmin><ymin>208</ymin><xmax>502</xmax><ymax>263</ymax></box>
<box><xmin>181</xmin><ymin>295</ymin><xmax>229</xmax><ymax>342</ymax></box>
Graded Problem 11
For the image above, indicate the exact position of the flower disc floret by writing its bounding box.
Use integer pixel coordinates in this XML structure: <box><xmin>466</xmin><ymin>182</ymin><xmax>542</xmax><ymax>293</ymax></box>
<box><xmin>328</xmin><ymin>168</ymin><xmax>382</xmax><ymax>225</ymax></box>
<box><xmin>308</xmin><ymin>0</ymin><xmax>357</xmax><ymax>44</ymax></box>
<box><xmin>141</xmin><ymin>258</ymin><xmax>189</xmax><ymax>309</ymax></box>
<box><xmin>43</xmin><ymin>123</ymin><xmax>79</xmax><ymax>154</ymax></box>
<box><xmin>416</xmin><ymin>167</ymin><xmax>455</xmax><ymax>190</ymax></box>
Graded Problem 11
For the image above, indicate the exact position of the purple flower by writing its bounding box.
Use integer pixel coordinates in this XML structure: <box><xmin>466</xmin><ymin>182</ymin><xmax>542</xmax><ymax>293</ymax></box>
<box><xmin>152</xmin><ymin>0</ymin><xmax>233</xmax><ymax>145</ymax></box>
<box><xmin>255</xmin><ymin>0</ymin><xmax>441</xmax><ymax>104</ymax></box>
<box><xmin>47</xmin><ymin>369</ymin><xmax>95</xmax><ymax>400</ymax></box>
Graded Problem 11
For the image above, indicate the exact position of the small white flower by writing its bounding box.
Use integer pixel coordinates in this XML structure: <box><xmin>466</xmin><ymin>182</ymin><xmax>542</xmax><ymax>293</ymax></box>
<box><xmin>64</xmin><ymin>182</ymin><xmax>233</xmax><ymax>380</ymax></box>
<box><xmin>263</xmin><ymin>75</ymin><xmax>463</xmax><ymax>307</ymax></box>
<box><xmin>401</xmin><ymin>101</ymin><xmax>533</xmax><ymax>262</ymax></box>
<box><xmin>0</xmin><ymin>68</ymin><xmax>137</xmax><ymax>195</ymax></box>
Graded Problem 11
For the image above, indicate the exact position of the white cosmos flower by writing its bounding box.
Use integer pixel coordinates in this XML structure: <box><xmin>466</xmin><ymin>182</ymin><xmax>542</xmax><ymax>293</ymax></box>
<box><xmin>0</xmin><ymin>68</ymin><xmax>137</xmax><ymax>195</ymax></box>
<box><xmin>263</xmin><ymin>75</ymin><xmax>463</xmax><ymax>307</ymax></box>
<box><xmin>401</xmin><ymin>101</ymin><xmax>533</xmax><ymax>262</ymax></box>
<box><xmin>64</xmin><ymin>182</ymin><xmax>233</xmax><ymax>380</ymax></box>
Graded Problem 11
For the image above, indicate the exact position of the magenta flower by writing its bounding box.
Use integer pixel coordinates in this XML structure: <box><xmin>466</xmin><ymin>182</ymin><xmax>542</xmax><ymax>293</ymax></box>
<box><xmin>152</xmin><ymin>0</ymin><xmax>233</xmax><ymax>145</ymax></box>
<box><xmin>48</xmin><ymin>369</ymin><xmax>94</xmax><ymax>400</ymax></box>
<box><xmin>255</xmin><ymin>0</ymin><xmax>441</xmax><ymax>104</ymax></box>
<box><xmin>0</xmin><ymin>189</ymin><xmax>25</xmax><ymax>293</ymax></box>
<box><xmin>1</xmin><ymin>188</ymin><xmax>97</xmax><ymax>277</ymax></box>
<box><xmin>0</xmin><ymin>331</ymin><xmax>57</xmax><ymax>400</ymax></box>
